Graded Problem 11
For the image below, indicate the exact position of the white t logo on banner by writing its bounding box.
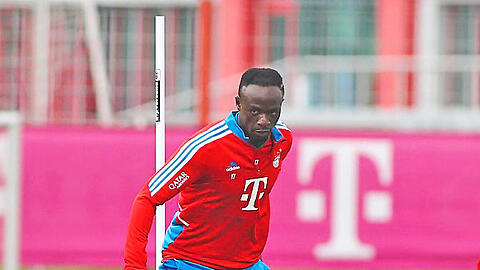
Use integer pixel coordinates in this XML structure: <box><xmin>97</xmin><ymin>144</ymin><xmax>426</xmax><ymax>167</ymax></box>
<box><xmin>297</xmin><ymin>139</ymin><xmax>393</xmax><ymax>260</ymax></box>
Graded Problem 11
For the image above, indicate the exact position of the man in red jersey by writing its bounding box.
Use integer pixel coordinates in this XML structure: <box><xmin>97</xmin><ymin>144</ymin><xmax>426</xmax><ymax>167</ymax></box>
<box><xmin>124</xmin><ymin>68</ymin><xmax>292</xmax><ymax>270</ymax></box>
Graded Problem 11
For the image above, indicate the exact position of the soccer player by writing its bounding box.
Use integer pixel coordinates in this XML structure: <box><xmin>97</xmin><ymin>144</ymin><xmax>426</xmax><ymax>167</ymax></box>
<box><xmin>124</xmin><ymin>68</ymin><xmax>292</xmax><ymax>270</ymax></box>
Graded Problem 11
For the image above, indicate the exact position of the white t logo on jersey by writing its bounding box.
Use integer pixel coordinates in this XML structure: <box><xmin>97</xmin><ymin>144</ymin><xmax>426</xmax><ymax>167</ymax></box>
<box><xmin>240</xmin><ymin>177</ymin><xmax>268</xmax><ymax>211</ymax></box>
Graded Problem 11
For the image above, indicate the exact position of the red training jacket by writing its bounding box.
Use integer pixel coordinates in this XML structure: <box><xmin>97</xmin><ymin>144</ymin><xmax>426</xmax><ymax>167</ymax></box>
<box><xmin>124</xmin><ymin>111</ymin><xmax>292</xmax><ymax>269</ymax></box>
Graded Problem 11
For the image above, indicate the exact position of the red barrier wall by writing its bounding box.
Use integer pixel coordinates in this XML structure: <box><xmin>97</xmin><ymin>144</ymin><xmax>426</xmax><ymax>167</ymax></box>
<box><xmin>20</xmin><ymin>127</ymin><xmax>480</xmax><ymax>268</ymax></box>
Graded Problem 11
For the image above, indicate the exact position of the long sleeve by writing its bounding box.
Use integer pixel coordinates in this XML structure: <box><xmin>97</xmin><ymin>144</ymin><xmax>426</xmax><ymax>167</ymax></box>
<box><xmin>123</xmin><ymin>130</ymin><xmax>207</xmax><ymax>269</ymax></box>
<box><xmin>123</xmin><ymin>190</ymin><xmax>156</xmax><ymax>270</ymax></box>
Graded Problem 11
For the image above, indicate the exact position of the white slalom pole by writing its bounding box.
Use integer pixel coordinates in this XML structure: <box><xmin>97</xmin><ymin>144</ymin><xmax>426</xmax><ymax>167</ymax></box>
<box><xmin>155</xmin><ymin>16</ymin><xmax>166</xmax><ymax>270</ymax></box>
<box><xmin>3</xmin><ymin>112</ymin><xmax>21</xmax><ymax>270</ymax></box>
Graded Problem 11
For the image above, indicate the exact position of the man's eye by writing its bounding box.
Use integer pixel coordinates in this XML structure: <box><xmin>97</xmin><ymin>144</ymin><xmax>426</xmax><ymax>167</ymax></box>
<box><xmin>251</xmin><ymin>110</ymin><xmax>259</xmax><ymax>115</ymax></box>
<box><xmin>270</xmin><ymin>111</ymin><xmax>278</xmax><ymax>116</ymax></box>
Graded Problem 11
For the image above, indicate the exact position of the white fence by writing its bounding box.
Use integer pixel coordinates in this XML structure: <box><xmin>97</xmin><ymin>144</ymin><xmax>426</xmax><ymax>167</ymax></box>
<box><xmin>0</xmin><ymin>0</ymin><xmax>479</xmax><ymax>131</ymax></box>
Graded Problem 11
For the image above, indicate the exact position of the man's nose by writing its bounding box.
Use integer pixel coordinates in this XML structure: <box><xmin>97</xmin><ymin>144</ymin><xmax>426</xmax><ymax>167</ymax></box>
<box><xmin>257</xmin><ymin>114</ymin><xmax>270</xmax><ymax>127</ymax></box>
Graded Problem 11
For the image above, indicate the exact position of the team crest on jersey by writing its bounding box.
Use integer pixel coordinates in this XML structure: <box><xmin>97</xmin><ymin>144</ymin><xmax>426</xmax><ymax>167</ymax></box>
<box><xmin>226</xmin><ymin>161</ymin><xmax>240</xmax><ymax>172</ymax></box>
<box><xmin>273</xmin><ymin>154</ymin><xmax>280</xmax><ymax>168</ymax></box>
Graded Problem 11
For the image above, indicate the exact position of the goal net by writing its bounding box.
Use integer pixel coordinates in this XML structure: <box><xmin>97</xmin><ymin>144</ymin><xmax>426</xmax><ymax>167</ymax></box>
<box><xmin>0</xmin><ymin>111</ymin><xmax>21</xmax><ymax>270</ymax></box>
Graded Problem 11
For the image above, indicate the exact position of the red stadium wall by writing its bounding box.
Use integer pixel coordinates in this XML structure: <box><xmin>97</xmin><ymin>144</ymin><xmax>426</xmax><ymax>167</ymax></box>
<box><xmin>376</xmin><ymin>0</ymin><xmax>416</xmax><ymax>108</ymax></box>
<box><xmin>19</xmin><ymin>127</ymin><xmax>479</xmax><ymax>268</ymax></box>
<box><xmin>208</xmin><ymin>0</ymin><xmax>417</xmax><ymax>113</ymax></box>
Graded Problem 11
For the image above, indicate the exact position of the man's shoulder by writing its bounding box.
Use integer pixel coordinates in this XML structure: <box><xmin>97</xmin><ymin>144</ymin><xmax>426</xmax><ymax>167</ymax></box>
<box><xmin>275</xmin><ymin>120</ymin><xmax>291</xmax><ymax>131</ymax></box>
<box><xmin>275</xmin><ymin>120</ymin><xmax>292</xmax><ymax>141</ymax></box>
<box><xmin>183</xmin><ymin>119</ymin><xmax>232</xmax><ymax>150</ymax></box>
<box><xmin>274</xmin><ymin>120</ymin><xmax>293</xmax><ymax>158</ymax></box>
<box><xmin>189</xmin><ymin>119</ymin><xmax>227</xmax><ymax>138</ymax></box>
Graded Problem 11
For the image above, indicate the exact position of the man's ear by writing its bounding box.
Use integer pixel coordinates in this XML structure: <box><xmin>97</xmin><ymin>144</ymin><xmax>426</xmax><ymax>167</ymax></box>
<box><xmin>235</xmin><ymin>96</ymin><xmax>241</xmax><ymax>110</ymax></box>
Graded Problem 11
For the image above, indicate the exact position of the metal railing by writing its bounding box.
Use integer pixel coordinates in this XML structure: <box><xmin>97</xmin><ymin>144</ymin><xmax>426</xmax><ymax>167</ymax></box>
<box><xmin>209</xmin><ymin>55</ymin><xmax>480</xmax><ymax>131</ymax></box>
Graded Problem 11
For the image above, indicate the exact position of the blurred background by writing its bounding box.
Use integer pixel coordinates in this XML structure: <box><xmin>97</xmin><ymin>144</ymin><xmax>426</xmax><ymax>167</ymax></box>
<box><xmin>0</xmin><ymin>0</ymin><xmax>479</xmax><ymax>269</ymax></box>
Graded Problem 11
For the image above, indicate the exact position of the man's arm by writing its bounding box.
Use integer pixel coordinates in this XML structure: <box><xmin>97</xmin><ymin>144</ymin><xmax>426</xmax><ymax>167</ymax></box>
<box><xmin>124</xmin><ymin>191</ymin><xmax>156</xmax><ymax>270</ymax></box>
<box><xmin>123</xmin><ymin>130</ymin><xmax>208</xmax><ymax>270</ymax></box>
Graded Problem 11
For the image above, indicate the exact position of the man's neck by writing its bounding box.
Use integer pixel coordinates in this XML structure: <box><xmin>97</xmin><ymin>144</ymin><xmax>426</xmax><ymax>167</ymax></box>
<box><xmin>248</xmin><ymin>134</ymin><xmax>271</xmax><ymax>148</ymax></box>
<box><xmin>236</xmin><ymin>112</ymin><xmax>270</xmax><ymax>148</ymax></box>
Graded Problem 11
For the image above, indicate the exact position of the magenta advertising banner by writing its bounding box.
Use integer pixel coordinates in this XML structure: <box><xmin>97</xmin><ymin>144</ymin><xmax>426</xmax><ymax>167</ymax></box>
<box><xmin>265</xmin><ymin>131</ymin><xmax>480</xmax><ymax>269</ymax></box>
<box><xmin>19</xmin><ymin>127</ymin><xmax>480</xmax><ymax>268</ymax></box>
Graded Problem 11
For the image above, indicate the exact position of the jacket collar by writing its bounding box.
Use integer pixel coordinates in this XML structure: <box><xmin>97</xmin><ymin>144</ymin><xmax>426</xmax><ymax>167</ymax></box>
<box><xmin>224</xmin><ymin>111</ymin><xmax>283</xmax><ymax>145</ymax></box>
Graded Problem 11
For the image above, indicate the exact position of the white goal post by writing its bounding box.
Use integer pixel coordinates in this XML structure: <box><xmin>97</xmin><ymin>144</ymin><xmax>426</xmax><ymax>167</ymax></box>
<box><xmin>0</xmin><ymin>111</ymin><xmax>21</xmax><ymax>270</ymax></box>
<box><xmin>155</xmin><ymin>16</ymin><xmax>166</xmax><ymax>270</ymax></box>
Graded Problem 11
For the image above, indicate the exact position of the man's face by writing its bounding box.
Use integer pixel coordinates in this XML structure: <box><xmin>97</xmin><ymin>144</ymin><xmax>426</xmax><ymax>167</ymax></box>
<box><xmin>235</xmin><ymin>84</ymin><xmax>284</xmax><ymax>147</ymax></box>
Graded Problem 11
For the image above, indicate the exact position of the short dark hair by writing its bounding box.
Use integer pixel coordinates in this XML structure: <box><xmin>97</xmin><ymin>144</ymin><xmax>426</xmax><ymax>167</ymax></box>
<box><xmin>238</xmin><ymin>67</ymin><xmax>284</xmax><ymax>96</ymax></box>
